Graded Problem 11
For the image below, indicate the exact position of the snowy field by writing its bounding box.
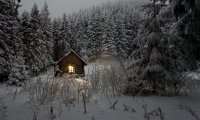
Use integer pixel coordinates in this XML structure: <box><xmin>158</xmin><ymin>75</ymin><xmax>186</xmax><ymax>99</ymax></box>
<box><xmin>1</xmin><ymin>85</ymin><xmax>200</xmax><ymax>120</ymax></box>
<box><xmin>0</xmin><ymin>62</ymin><xmax>200</xmax><ymax>120</ymax></box>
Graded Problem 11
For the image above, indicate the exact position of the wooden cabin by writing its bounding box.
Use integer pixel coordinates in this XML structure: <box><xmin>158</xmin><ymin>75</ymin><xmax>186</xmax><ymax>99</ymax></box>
<box><xmin>56</xmin><ymin>50</ymin><xmax>87</xmax><ymax>76</ymax></box>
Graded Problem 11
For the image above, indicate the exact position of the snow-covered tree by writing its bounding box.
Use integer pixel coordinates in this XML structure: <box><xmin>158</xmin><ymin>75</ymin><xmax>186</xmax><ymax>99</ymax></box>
<box><xmin>52</xmin><ymin>18</ymin><xmax>62</xmax><ymax>61</ymax></box>
<box><xmin>0</xmin><ymin>0</ymin><xmax>12</xmax><ymax>81</ymax></box>
<box><xmin>57</xmin><ymin>13</ymin><xmax>71</xmax><ymax>59</ymax></box>
<box><xmin>40</xmin><ymin>2</ymin><xmax>53</xmax><ymax>69</ymax></box>
<box><xmin>87</xmin><ymin>10</ymin><xmax>106</xmax><ymax>59</ymax></box>
<box><xmin>169</xmin><ymin>0</ymin><xmax>200</xmax><ymax>69</ymax></box>
<box><xmin>67</xmin><ymin>15</ymin><xmax>78</xmax><ymax>51</ymax></box>
<box><xmin>113</xmin><ymin>16</ymin><xmax>129</xmax><ymax>58</ymax></box>
<box><xmin>155</xmin><ymin>0</ymin><xmax>200</xmax><ymax>69</ymax></box>
<box><xmin>8</xmin><ymin>51</ymin><xmax>29</xmax><ymax>86</ymax></box>
<box><xmin>73</xmin><ymin>15</ymin><xmax>90</xmax><ymax>60</ymax></box>
<box><xmin>128</xmin><ymin>0</ymin><xmax>187</xmax><ymax>95</ymax></box>
<box><xmin>19</xmin><ymin>10</ymin><xmax>31</xmax><ymax>65</ymax></box>
<box><xmin>26</xmin><ymin>4</ymin><xmax>45</xmax><ymax>75</ymax></box>
<box><xmin>101</xmin><ymin>15</ymin><xmax>117</xmax><ymax>56</ymax></box>
<box><xmin>0</xmin><ymin>0</ymin><xmax>29</xmax><ymax>84</ymax></box>
<box><xmin>52</xmin><ymin>1</ymin><xmax>142</xmax><ymax>60</ymax></box>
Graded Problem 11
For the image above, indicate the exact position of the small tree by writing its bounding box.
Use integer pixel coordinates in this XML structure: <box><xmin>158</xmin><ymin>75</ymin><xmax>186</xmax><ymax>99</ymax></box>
<box><xmin>8</xmin><ymin>53</ymin><xmax>29</xmax><ymax>86</ymax></box>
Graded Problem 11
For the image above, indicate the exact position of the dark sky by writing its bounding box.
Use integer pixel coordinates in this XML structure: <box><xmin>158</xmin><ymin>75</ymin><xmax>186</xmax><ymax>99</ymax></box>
<box><xmin>19</xmin><ymin>0</ymin><xmax>121</xmax><ymax>18</ymax></box>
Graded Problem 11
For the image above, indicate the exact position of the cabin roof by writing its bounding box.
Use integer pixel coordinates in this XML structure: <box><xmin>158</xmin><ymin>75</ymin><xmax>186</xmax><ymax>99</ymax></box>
<box><xmin>57</xmin><ymin>50</ymin><xmax>87</xmax><ymax>65</ymax></box>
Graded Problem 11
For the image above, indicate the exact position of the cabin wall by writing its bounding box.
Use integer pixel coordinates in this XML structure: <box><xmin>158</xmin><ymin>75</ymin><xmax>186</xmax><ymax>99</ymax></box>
<box><xmin>59</xmin><ymin>53</ymin><xmax>85</xmax><ymax>75</ymax></box>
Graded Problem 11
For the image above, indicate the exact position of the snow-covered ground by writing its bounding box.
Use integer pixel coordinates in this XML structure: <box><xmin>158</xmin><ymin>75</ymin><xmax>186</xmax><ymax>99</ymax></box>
<box><xmin>1</xmin><ymin>84</ymin><xmax>200</xmax><ymax>120</ymax></box>
<box><xmin>1</xmin><ymin>62</ymin><xmax>200</xmax><ymax>120</ymax></box>
<box><xmin>187</xmin><ymin>71</ymin><xmax>200</xmax><ymax>81</ymax></box>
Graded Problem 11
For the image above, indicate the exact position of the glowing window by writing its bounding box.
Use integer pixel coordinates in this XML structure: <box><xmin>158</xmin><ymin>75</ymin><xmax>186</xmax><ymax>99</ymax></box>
<box><xmin>68</xmin><ymin>65</ymin><xmax>74</xmax><ymax>73</ymax></box>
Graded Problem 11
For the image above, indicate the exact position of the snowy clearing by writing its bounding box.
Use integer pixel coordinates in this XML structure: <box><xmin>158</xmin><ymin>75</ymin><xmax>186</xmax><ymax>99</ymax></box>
<box><xmin>1</xmin><ymin>62</ymin><xmax>200</xmax><ymax>120</ymax></box>
<box><xmin>1</xmin><ymin>0</ymin><xmax>200</xmax><ymax>119</ymax></box>
<box><xmin>0</xmin><ymin>84</ymin><xmax>200</xmax><ymax>120</ymax></box>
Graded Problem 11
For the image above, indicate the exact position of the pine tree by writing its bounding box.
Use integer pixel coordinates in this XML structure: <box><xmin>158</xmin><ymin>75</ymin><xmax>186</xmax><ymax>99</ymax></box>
<box><xmin>52</xmin><ymin>18</ymin><xmax>62</xmax><ymax>61</ymax></box>
<box><xmin>87</xmin><ymin>9</ymin><xmax>105</xmax><ymax>59</ymax></box>
<box><xmin>19</xmin><ymin>11</ymin><xmax>31</xmax><ymax>64</ymax></box>
<box><xmin>0</xmin><ymin>0</ymin><xmax>12</xmax><ymax>81</ymax></box>
<box><xmin>40</xmin><ymin>2</ymin><xmax>53</xmax><ymax>69</ymax></box>
<box><xmin>113</xmin><ymin>15</ymin><xmax>129</xmax><ymax>58</ymax></box>
<box><xmin>0</xmin><ymin>0</ymin><xmax>29</xmax><ymax>84</ymax></box>
<box><xmin>123</xmin><ymin>13</ymin><xmax>140</xmax><ymax>56</ymax></box>
<box><xmin>128</xmin><ymin>0</ymin><xmax>187</xmax><ymax>95</ymax></box>
<box><xmin>8</xmin><ymin>10</ymin><xmax>31</xmax><ymax>85</ymax></box>
<box><xmin>67</xmin><ymin>16</ymin><xmax>77</xmax><ymax>51</ymax></box>
<box><xmin>57</xmin><ymin>13</ymin><xmax>71</xmax><ymax>59</ymax></box>
<box><xmin>170</xmin><ymin>0</ymin><xmax>200</xmax><ymax>69</ymax></box>
<box><xmin>8</xmin><ymin>50</ymin><xmax>29</xmax><ymax>86</ymax></box>
<box><xmin>101</xmin><ymin>15</ymin><xmax>117</xmax><ymax>56</ymax></box>
<box><xmin>27</xmin><ymin>4</ymin><xmax>44</xmax><ymax>75</ymax></box>
<box><xmin>73</xmin><ymin>16</ymin><xmax>90</xmax><ymax>60</ymax></box>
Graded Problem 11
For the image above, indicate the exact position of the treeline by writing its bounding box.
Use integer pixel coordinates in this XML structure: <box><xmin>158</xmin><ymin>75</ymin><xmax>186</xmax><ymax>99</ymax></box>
<box><xmin>0</xmin><ymin>0</ymin><xmax>144</xmax><ymax>85</ymax></box>
<box><xmin>1</xmin><ymin>0</ymin><xmax>199</xmax><ymax>90</ymax></box>
<box><xmin>52</xmin><ymin>1</ymin><xmax>144</xmax><ymax>61</ymax></box>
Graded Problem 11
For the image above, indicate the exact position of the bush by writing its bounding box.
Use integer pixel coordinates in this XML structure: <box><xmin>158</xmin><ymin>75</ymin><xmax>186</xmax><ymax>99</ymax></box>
<box><xmin>22</xmin><ymin>74</ymin><xmax>91</xmax><ymax>105</ymax></box>
<box><xmin>90</xmin><ymin>62</ymin><xmax>127</xmax><ymax>97</ymax></box>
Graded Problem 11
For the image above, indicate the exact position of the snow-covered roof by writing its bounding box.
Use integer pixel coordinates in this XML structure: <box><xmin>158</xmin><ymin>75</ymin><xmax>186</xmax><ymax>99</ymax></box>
<box><xmin>57</xmin><ymin>50</ymin><xmax>87</xmax><ymax>65</ymax></box>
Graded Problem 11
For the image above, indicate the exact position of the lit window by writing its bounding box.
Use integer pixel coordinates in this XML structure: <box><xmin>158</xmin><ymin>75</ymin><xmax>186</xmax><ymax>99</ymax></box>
<box><xmin>68</xmin><ymin>65</ymin><xmax>74</xmax><ymax>73</ymax></box>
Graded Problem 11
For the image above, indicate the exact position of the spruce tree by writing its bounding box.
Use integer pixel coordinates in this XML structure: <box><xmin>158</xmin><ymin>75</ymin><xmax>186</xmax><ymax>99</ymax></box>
<box><xmin>0</xmin><ymin>0</ymin><xmax>29</xmax><ymax>84</ymax></box>
<box><xmin>74</xmin><ymin>16</ymin><xmax>90</xmax><ymax>60</ymax></box>
<box><xmin>19</xmin><ymin>11</ymin><xmax>31</xmax><ymax>65</ymax></box>
<box><xmin>87</xmin><ymin>10</ymin><xmax>105</xmax><ymax>59</ymax></box>
<box><xmin>128</xmin><ymin>0</ymin><xmax>187</xmax><ymax>95</ymax></box>
<box><xmin>170</xmin><ymin>0</ymin><xmax>200</xmax><ymax>69</ymax></box>
<box><xmin>113</xmin><ymin>16</ymin><xmax>129</xmax><ymax>58</ymax></box>
<box><xmin>40</xmin><ymin>2</ymin><xmax>53</xmax><ymax>69</ymax></box>
<box><xmin>0</xmin><ymin>0</ymin><xmax>13</xmax><ymax>81</ymax></box>
<box><xmin>28</xmin><ymin>4</ymin><xmax>44</xmax><ymax>75</ymax></box>
<box><xmin>52</xmin><ymin>18</ymin><xmax>62</xmax><ymax>61</ymax></box>
<box><xmin>57</xmin><ymin>13</ymin><xmax>71</xmax><ymax>59</ymax></box>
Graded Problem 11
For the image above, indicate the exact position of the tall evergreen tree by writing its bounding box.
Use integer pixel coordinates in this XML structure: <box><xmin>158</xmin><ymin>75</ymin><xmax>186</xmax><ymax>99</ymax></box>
<box><xmin>113</xmin><ymin>15</ymin><xmax>129</xmax><ymax>58</ymax></box>
<box><xmin>52</xmin><ymin>18</ymin><xmax>62</xmax><ymax>61</ymax></box>
<box><xmin>57</xmin><ymin>13</ymin><xmax>71</xmax><ymax>59</ymax></box>
<box><xmin>101</xmin><ymin>15</ymin><xmax>117</xmax><ymax>56</ymax></box>
<box><xmin>0</xmin><ymin>0</ymin><xmax>14</xmax><ymax>81</ymax></box>
<box><xmin>40</xmin><ymin>2</ymin><xmax>53</xmax><ymax>69</ymax></box>
<box><xmin>19</xmin><ymin>11</ymin><xmax>31</xmax><ymax>65</ymax></box>
<box><xmin>0</xmin><ymin>0</ymin><xmax>28</xmax><ymax>84</ymax></box>
<box><xmin>128</xmin><ymin>0</ymin><xmax>187</xmax><ymax>95</ymax></box>
<box><xmin>170</xmin><ymin>0</ymin><xmax>200</xmax><ymax>69</ymax></box>
<box><xmin>74</xmin><ymin>16</ymin><xmax>90</xmax><ymax>60</ymax></box>
<box><xmin>27</xmin><ymin>4</ymin><xmax>44</xmax><ymax>75</ymax></box>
